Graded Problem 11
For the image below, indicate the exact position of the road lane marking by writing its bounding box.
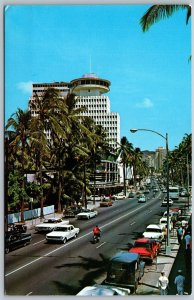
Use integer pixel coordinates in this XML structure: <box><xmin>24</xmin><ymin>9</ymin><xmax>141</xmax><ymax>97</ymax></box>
<box><xmin>26</xmin><ymin>292</ymin><xmax>33</xmax><ymax>296</ymax></box>
<box><xmin>129</xmin><ymin>222</ymin><xmax>136</xmax><ymax>226</ymax></box>
<box><xmin>32</xmin><ymin>240</ymin><xmax>46</xmax><ymax>245</ymax></box>
<box><xmin>96</xmin><ymin>242</ymin><xmax>106</xmax><ymax>249</ymax></box>
<box><xmin>5</xmin><ymin>203</ymin><xmax>155</xmax><ymax>277</ymax></box>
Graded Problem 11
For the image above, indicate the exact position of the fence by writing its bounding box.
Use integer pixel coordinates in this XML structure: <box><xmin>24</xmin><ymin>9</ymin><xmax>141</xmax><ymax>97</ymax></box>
<box><xmin>7</xmin><ymin>205</ymin><xmax>55</xmax><ymax>224</ymax></box>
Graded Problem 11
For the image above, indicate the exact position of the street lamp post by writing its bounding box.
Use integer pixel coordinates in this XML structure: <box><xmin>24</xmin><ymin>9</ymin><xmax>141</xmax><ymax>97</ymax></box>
<box><xmin>130</xmin><ymin>128</ymin><xmax>171</xmax><ymax>255</ymax></box>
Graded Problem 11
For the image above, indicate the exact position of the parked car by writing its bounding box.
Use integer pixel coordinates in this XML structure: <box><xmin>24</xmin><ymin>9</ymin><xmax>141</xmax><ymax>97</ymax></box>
<box><xmin>63</xmin><ymin>207</ymin><xmax>82</xmax><ymax>218</ymax></box>
<box><xmin>46</xmin><ymin>224</ymin><xmax>80</xmax><ymax>243</ymax></box>
<box><xmin>76</xmin><ymin>284</ymin><xmax>130</xmax><ymax>296</ymax></box>
<box><xmin>76</xmin><ymin>208</ymin><xmax>98</xmax><ymax>220</ymax></box>
<box><xmin>159</xmin><ymin>217</ymin><xmax>173</xmax><ymax>231</ymax></box>
<box><xmin>104</xmin><ymin>252</ymin><xmax>144</xmax><ymax>293</ymax></box>
<box><xmin>5</xmin><ymin>232</ymin><xmax>32</xmax><ymax>254</ymax></box>
<box><xmin>143</xmin><ymin>224</ymin><xmax>164</xmax><ymax>243</ymax></box>
<box><xmin>161</xmin><ymin>198</ymin><xmax>173</xmax><ymax>207</ymax></box>
<box><xmin>128</xmin><ymin>238</ymin><xmax>161</xmax><ymax>263</ymax></box>
<box><xmin>100</xmin><ymin>198</ymin><xmax>113</xmax><ymax>207</ymax></box>
<box><xmin>89</xmin><ymin>195</ymin><xmax>101</xmax><ymax>201</ymax></box>
<box><xmin>170</xmin><ymin>208</ymin><xmax>181</xmax><ymax>215</ymax></box>
<box><xmin>7</xmin><ymin>223</ymin><xmax>27</xmax><ymax>233</ymax></box>
<box><xmin>35</xmin><ymin>218</ymin><xmax>69</xmax><ymax>232</ymax></box>
<box><xmin>138</xmin><ymin>195</ymin><xmax>146</xmax><ymax>203</ymax></box>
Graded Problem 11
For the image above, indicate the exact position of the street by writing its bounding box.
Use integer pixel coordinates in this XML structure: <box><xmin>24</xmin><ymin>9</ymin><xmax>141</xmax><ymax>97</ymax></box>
<box><xmin>5</xmin><ymin>191</ymin><xmax>190</xmax><ymax>295</ymax></box>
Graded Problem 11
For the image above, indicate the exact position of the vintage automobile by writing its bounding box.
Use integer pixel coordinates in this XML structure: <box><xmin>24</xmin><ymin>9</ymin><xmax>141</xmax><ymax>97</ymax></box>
<box><xmin>76</xmin><ymin>208</ymin><xmax>98</xmax><ymax>220</ymax></box>
<box><xmin>159</xmin><ymin>217</ymin><xmax>173</xmax><ymax>231</ymax></box>
<box><xmin>35</xmin><ymin>218</ymin><xmax>69</xmax><ymax>232</ymax></box>
<box><xmin>76</xmin><ymin>284</ymin><xmax>130</xmax><ymax>296</ymax></box>
<box><xmin>7</xmin><ymin>222</ymin><xmax>27</xmax><ymax>233</ymax></box>
<box><xmin>104</xmin><ymin>252</ymin><xmax>145</xmax><ymax>293</ymax></box>
<box><xmin>63</xmin><ymin>207</ymin><xmax>82</xmax><ymax>218</ymax></box>
<box><xmin>137</xmin><ymin>194</ymin><xmax>146</xmax><ymax>203</ymax></box>
<box><xmin>100</xmin><ymin>198</ymin><xmax>113</xmax><ymax>207</ymax></box>
<box><xmin>5</xmin><ymin>232</ymin><xmax>32</xmax><ymax>254</ymax></box>
<box><xmin>143</xmin><ymin>224</ymin><xmax>164</xmax><ymax>243</ymax></box>
<box><xmin>112</xmin><ymin>193</ymin><xmax>127</xmax><ymax>200</ymax></box>
<box><xmin>128</xmin><ymin>238</ymin><xmax>161</xmax><ymax>263</ymax></box>
<box><xmin>161</xmin><ymin>198</ymin><xmax>173</xmax><ymax>207</ymax></box>
<box><xmin>46</xmin><ymin>224</ymin><xmax>80</xmax><ymax>243</ymax></box>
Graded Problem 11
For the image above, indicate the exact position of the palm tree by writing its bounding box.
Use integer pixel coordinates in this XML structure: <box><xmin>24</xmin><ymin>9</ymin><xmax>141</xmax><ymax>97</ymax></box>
<box><xmin>29</xmin><ymin>88</ymin><xmax>66</xmax><ymax>217</ymax></box>
<box><xmin>117</xmin><ymin>137</ymin><xmax>134</xmax><ymax>196</ymax></box>
<box><xmin>140</xmin><ymin>5</ymin><xmax>191</xmax><ymax>32</ymax></box>
<box><xmin>5</xmin><ymin>109</ymin><xmax>32</xmax><ymax>222</ymax></box>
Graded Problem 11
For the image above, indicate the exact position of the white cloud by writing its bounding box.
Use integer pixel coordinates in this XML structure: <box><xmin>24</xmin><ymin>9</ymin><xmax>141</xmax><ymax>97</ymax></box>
<box><xmin>135</xmin><ymin>98</ymin><xmax>154</xmax><ymax>108</ymax></box>
<box><xmin>17</xmin><ymin>81</ymin><xmax>33</xmax><ymax>94</ymax></box>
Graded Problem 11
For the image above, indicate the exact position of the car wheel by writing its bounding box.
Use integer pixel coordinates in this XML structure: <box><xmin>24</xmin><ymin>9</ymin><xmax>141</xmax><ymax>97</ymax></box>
<box><xmin>74</xmin><ymin>233</ymin><xmax>77</xmax><ymax>238</ymax></box>
<box><xmin>63</xmin><ymin>238</ymin><xmax>67</xmax><ymax>244</ymax></box>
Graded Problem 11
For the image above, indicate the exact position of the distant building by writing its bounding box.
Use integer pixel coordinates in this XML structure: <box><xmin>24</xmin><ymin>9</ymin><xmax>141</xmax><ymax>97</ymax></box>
<box><xmin>155</xmin><ymin>147</ymin><xmax>166</xmax><ymax>171</ymax></box>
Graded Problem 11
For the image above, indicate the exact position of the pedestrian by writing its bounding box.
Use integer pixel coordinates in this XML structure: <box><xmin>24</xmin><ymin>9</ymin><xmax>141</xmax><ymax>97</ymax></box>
<box><xmin>139</xmin><ymin>259</ymin><xmax>145</xmax><ymax>278</ymax></box>
<box><xmin>184</xmin><ymin>232</ymin><xmax>191</xmax><ymax>249</ymax></box>
<box><xmin>158</xmin><ymin>271</ymin><xmax>169</xmax><ymax>295</ymax></box>
<box><xmin>177</xmin><ymin>226</ymin><xmax>183</xmax><ymax>245</ymax></box>
<box><xmin>174</xmin><ymin>270</ymin><xmax>185</xmax><ymax>295</ymax></box>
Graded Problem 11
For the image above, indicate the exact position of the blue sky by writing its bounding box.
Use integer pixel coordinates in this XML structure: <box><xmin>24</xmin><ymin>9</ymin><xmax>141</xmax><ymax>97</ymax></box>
<box><xmin>5</xmin><ymin>4</ymin><xmax>191</xmax><ymax>151</ymax></box>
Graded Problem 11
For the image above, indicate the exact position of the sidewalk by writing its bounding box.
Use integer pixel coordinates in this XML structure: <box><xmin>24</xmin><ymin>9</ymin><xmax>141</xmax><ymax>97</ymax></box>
<box><xmin>136</xmin><ymin>236</ymin><xmax>180</xmax><ymax>295</ymax></box>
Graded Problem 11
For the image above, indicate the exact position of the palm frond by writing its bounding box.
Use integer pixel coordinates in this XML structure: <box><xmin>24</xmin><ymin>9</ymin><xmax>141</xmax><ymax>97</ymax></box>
<box><xmin>140</xmin><ymin>5</ymin><xmax>191</xmax><ymax>32</ymax></box>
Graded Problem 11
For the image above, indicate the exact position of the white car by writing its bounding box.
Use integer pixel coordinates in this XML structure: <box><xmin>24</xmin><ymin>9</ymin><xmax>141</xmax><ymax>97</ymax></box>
<box><xmin>161</xmin><ymin>198</ymin><xmax>173</xmax><ymax>206</ymax></box>
<box><xmin>76</xmin><ymin>284</ymin><xmax>130</xmax><ymax>296</ymax></box>
<box><xmin>35</xmin><ymin>218</ymin><xmax>69</xmax><ymax>232</ymax></box>
<box><xmin>159</xmin><ymin>217</ymin><xmax>173</xmax><ymax>231</ymax></box>
<box><xmin>112</xmin><ymin>193</ymin><xmax>126</xmax><ymax>200</ymax></box>
<box><xmin>138</xmin><ymin>195</ymin><xmax>146</xmax><ymax>203</ymax></box>
<box><xmin>46</xmin><ymin>224</ymin><xmax>80</xmax><ymax>243</ymax></box>
<box><xmin>143</xmin><ymin>224</ymin><xmax>164</xmax><ymax>242</ymax></box>
<box><xmin>76</xmin><ymin>208</ymin><xmax>98</xmax><ymax>220</ymax></box>
<box><xmin>163</xmin><ymin>210</ymin><xmax>180</xmax><ymax>218</ymax></box>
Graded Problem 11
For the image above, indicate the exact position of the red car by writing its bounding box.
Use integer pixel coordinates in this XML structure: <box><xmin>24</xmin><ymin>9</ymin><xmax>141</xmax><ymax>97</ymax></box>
<box><xmin>128</xmin><ymin>238</ymin><xmax>161</xmax><ymax>263</ymax></box>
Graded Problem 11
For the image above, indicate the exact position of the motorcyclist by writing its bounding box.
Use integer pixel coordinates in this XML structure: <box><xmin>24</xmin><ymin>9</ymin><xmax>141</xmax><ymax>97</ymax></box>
<box><xmin>93</xmin><ymin>225</ymin><xmax>101</xmax><ymax>238</ymax></box>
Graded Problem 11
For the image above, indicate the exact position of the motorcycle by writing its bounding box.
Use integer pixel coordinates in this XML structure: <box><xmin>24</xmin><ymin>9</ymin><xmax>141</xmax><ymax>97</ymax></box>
<box><xmin>93</xmin><ymin>234</ymin><xmax>100</xmax><ymax>244</ymax></box>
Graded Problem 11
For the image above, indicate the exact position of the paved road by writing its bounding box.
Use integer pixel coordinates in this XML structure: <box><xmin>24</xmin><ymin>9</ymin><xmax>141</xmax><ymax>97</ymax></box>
<box><xmin>5</xmin><ymin>194</ymin><xmax>192</xmax><ymax>295</ymax></box>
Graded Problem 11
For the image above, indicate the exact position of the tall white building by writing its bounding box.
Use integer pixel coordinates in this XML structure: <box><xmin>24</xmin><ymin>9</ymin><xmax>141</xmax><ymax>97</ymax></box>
<box><xmin>29</xmin><ymin>73</ymin><xmax>120</xmax><ymax>151</ymax></box>
<box><xmin>70</xmin><ymin>73</ymin><xmax>120</xmax><ymax>150</ymax></box>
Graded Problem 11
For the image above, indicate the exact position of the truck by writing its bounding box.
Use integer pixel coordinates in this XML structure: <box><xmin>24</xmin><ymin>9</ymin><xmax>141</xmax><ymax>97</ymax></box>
<box><xmin>104</xmin><ymin>252</ymin><xmax>145</xmax><ymax>293</ymax></box>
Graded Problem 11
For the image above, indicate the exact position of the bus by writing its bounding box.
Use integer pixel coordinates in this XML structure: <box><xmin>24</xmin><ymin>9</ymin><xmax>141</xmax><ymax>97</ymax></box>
<box><xmin>169</xmin><ymin>186</ymin><xmax>179</xmax><ymax>200</ymax></box>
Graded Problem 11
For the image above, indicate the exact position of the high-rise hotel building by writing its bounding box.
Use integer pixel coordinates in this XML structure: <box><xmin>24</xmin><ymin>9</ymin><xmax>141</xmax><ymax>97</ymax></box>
<box><xmin>71</xmin><ymin>73</ymin><xmax>120</xmax><ymax>150</ymax></box>
<box><xmin>29</xmin><ymin>73</ymin><xmax>120</xmax><ymax>151</ymax></box>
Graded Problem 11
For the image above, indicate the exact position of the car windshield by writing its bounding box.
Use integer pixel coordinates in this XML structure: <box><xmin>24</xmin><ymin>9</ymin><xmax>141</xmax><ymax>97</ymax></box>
<box><xmin>134</xmin><ymin>242</ymin><xmax>151</xmax><ymax>248</ymax></box>
<box><xmin>54</xmin><ymin>227</ymin><xmax>68</xmax><ymax>231</ymax></box>
<box><xmin>146</xmin><ymin>228</ymin><xmax>161</xmax><ymax>233</ymax></box>
<box><xmin>43</xmin><ymin>219</ymin><xmax>58</xmax><ymax>223</ymax></box>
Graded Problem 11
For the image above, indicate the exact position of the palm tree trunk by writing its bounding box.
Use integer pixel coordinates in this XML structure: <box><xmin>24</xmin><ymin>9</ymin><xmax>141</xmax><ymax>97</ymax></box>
<box><xmin>57</xmin><ymin>170</ymin><xmax>62</xmax><ymax>212</ymax></box>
